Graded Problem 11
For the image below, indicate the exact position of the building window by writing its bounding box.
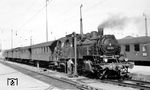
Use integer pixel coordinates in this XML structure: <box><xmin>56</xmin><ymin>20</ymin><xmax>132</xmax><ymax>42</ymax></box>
<box><xmin>125</xmin><ymin>45</ymin><xmax>130</xmax><ymax>52</ymax></box>
<box><xmin>134</xmin><ymin>44</ymin><xmax>140</xmax><ymax>51</ymax></box>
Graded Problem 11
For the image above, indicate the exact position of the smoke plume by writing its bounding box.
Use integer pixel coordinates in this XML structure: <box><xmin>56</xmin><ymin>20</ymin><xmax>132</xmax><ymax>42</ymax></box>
<box><xmin>98</xmin><ymin>15</ymin><xmax>130</xmax><ymax>29</ymax></box>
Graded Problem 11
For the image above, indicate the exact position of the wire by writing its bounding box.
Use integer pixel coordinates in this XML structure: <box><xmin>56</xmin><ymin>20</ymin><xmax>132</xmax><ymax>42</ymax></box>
<box><xmin>61</xmin><ymin>0</ymin><xmax>108</xmax><ymax>23</ymax></box>
<box><xmin>84</xmin><ymin>0</ymin><xmax>108</xmax><ymax>13</ymax></box>
<box><xmin>19</xmin><ymin>0</ymin><xmax>53</xmax><ymax>29</ymax></box>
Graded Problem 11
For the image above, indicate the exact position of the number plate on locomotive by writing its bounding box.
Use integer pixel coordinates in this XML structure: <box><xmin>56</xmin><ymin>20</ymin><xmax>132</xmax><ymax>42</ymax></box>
<box><xmin>107</xmin><ymin>47</ymin><xmax>114</xmax><ymax>49</ymax></box>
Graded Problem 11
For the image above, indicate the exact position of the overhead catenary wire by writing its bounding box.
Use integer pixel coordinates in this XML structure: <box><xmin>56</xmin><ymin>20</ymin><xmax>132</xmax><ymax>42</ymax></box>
<box><xmin>84</xmin><ymin>0</ymin><xmax>108</xmax><ymax>12</ymax></box>
<box><xmin>19</xmin><ymin>0</ymin><xmax>107</xmax><ymax>35</ymax></box>
<box><xmin>19</xmin><ymin>0</ymin><xmax>53</xmax><ymax>29</ymax></box>
<box><xmin>62</xmin><ymin>0</ymin><xmax>108</xmax><ymax>23</ymax></box>
<box><xmin>17</xmin><ymin>0</ymin><xmax>108</xmax><ymax>45</ymax></box>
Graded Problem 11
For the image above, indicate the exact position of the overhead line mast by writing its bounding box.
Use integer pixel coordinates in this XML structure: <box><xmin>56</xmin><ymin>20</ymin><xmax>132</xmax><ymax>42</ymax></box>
<box><xmin>80</xmin><ymin>4</ymin><xmax>83</xmax><ymax>36</ymax></box>
<box><xmin>46</xmin><ymin>0</ymin><xmax>49</xmax><ymax>42</ymax></box>
<box><xmin>143</xmin><ymin>13</ymin><xmax>148</xmax><ymax>37</ymax></box>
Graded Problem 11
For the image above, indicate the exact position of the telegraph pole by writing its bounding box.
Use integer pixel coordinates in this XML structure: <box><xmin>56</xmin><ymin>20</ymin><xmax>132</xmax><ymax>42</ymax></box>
<box><xmin>46</xmin><ymin>0</ymin><xmax>48</xmax><ymax>42</ymax></box>
<box><xmin>143</xmin><ymin>13</ymin><xmax>148</xmax><ymax>37</ymax></box>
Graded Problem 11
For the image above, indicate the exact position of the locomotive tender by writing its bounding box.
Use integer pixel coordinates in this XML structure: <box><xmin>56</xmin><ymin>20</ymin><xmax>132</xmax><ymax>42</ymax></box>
<box><xmin>3</xmin><ymin>27</ymin><xmax>134</xmax><ymax>79</ymax></box>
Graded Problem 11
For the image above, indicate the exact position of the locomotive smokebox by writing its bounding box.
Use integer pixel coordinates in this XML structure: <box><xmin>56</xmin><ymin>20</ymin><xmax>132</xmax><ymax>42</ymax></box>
<box><xmin>98</xmin><ymin>27</ymin><xmax>103</xmax><ymax>36</ymax></box>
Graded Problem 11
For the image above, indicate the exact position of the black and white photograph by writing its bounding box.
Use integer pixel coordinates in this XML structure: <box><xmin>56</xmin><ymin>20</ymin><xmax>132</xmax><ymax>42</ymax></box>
<box><xmin>0</xmin><ymin>0</ymin><xmax>150</xmax><ymax>90</ymax></box>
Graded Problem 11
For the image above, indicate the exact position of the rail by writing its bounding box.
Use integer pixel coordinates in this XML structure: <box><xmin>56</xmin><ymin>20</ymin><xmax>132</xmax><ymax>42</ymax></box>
<box><xmin>100</xmin><ymin>79</ymin><xmax>150</xmax><ymax>90</ymax></box>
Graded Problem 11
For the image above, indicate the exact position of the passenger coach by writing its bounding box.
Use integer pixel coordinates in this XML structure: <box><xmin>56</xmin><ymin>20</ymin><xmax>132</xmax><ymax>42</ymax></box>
<box><xmin>118</xmin><ymin>36</ymin><xmax>150</xmax><ymax>65</ymax></box>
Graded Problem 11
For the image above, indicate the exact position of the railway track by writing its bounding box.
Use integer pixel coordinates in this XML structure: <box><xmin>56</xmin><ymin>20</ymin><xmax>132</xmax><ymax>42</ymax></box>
<box><xmin>0</xmin><ymin>61</ymin><xmax>87</xmax><ymax>90</ymax></box>
<box><xmin>100</xmin><ymin>79</ymin><xmax>150</xmax><ymax>90</ymax></box>
<box><xmin>2</xmin><ymin>60</ymin><xmax>150</xmax><ymax>90</ymax></box>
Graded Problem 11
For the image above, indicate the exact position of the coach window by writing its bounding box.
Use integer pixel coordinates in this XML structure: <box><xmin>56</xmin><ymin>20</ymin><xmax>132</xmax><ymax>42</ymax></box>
<box><xmin>44</xmin><ymin>47</ymin><xmax>46</xmax><ymax>53</ymax></box>
<box><xmin>46</xmin><ymin>47</ymin><xmax>49</xmax><ymax>52</ymax></box>
<box><xmin>134</xmin><ymin>44</ymin><xmax>140</xmax><ymax>51</ymax></box>
<box><xmin>41</xmin><ymin>47</ymin><xmax>43</xmax><ymax>53</ymax></box>
<box><xmin>142</xmin><ymin>44</ymin><xmax>147</xmax><ymax>52</ymax></box>
<box><xmin>41</xmin><ymin>47</ymin><xmax>42</xmax><ymax>53</ymax></box>
<box><xmin>35</xmin><ymin>49</ymin><xmax>37</xmax><ymax>54</ymax></box>
<box><xmin>125</xmin><ymin>45</ymin><xmax>130</xmax><ymax>52</ymax></box>
<box><xmin>45</xmin><ymin>47</ymin><xmax>47</xmax><ymax>53</ymax></box>
<box><xmin>46</xmin><ymin>47</ymin><xmax>48</xmax><ymax>52</ymax></box>
<box><xmin>43</xmin><ymin>47</ymin><xmax>45</xmax><ymax>53</ymax></box>
<box><xmin>43</xmin><ymin>47</ymin><xmax>44</xmax><ymax>53</ymax></box>
<box><xmin>45</xmin><ymin>47</ymin><xmax>46</xmax><ymax>53</ymax></box>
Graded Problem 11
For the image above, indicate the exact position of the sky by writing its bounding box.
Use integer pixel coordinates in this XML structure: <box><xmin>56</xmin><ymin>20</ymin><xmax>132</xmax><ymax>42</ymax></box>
<box><xmin>0</xmin><ymin>0</ymin><xmax>150</xmax><ymax>50</ymax></box>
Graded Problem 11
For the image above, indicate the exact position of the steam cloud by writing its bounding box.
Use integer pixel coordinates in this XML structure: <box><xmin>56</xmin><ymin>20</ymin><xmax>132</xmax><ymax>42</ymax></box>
<box><xmin>98</xmin><ymin>15</ymin><xmax>130</xmax><ymax>29</ymax></box>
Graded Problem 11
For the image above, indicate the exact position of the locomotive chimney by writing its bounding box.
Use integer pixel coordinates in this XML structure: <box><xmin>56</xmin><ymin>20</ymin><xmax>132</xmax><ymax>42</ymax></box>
<box><xmin>98</xmin><ymin>27</ymin><xmax>103</xmax><ymax>36</ymax></box>
<box><xmin>91</xmin><ymin>31</ymin><xmax>98</xmax><ymax>39</ymax></box>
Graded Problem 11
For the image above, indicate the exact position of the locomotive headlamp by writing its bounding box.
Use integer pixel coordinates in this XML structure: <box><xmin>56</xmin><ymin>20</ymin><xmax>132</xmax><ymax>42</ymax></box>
<box><xmin>104</xmin><ymin>58</ymin><xmax>108</xmax><ymax>62</ymax></box>
<box><xmin>125</xmin><ymin>58</ymin><xmax>128</xmax><ymax>62</ymax></box>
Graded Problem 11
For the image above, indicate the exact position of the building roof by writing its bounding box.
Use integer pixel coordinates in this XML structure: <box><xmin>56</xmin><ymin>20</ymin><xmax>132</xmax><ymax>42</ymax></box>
<box><xmin>118</xmin><ymin>36</ymin><xmax>150</xmax><ymax>44</ymax></box>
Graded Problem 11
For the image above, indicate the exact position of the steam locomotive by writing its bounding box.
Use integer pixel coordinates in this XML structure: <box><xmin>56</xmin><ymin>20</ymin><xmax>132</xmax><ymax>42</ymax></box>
<box><xmin>3</xmin><ymin>27</ymin><xmax>134</xmax><ymax>79</ymax></box>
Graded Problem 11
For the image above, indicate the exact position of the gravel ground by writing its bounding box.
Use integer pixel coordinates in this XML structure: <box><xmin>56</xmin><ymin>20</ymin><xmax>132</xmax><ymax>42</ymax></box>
<box><xmin>129</xmin><ymin>65</ymin><xmax>150</xmax><ymax>82</ymax></box>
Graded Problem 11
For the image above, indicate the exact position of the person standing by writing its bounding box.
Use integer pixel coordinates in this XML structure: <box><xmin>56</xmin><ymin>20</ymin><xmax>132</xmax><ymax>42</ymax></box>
<box><xmin>67</xmin><ymin>58</ymin><xmax>74</xmax><ymax>77</ymax></box>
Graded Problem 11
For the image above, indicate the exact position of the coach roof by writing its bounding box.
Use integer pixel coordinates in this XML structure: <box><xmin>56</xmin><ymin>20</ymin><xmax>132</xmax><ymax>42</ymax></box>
<box><xmin>31</xmin><ymin>37</ymin><xmax>66</xmax><ymax>48</ymax></box>
<box><xmin>118</xmin><ymin>36</ymin><xmax>150</xmax><ymax>44</ymax></box>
